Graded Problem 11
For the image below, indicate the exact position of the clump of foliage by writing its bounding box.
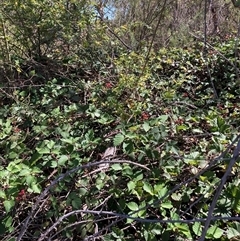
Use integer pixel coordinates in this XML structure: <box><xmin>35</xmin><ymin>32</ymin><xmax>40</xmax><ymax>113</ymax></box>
<box><xmin>0</xmin><ymin>1</ymin><xmax>240</xmax><ymax>241</ymax></box>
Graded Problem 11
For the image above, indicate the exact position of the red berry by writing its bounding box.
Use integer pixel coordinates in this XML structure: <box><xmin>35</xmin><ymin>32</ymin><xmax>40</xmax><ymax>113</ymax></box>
<box><xmin>19</xmin><ymin>189</ymin><xmax>25</xmax><ymax>196</ymax></box>
<box><xmin>141</xmin><ymin>112</ymin><xmax>150</xmax><ymax>120</ymax></box>
<box><xmin>105</xmin><ymin>82</ymin><xmax>112</xmax><ymax>88</ymax></box>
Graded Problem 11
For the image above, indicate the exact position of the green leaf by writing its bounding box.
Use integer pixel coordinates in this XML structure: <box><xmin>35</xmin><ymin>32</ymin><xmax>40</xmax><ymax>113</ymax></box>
<box><xmin>206</xmin><ymin>225</ymin><xmax>224</xmax><ymax>239</ymax></box>
<box><xmin>113</xmin><ymin>133</ymin><xmax>124</xmax><ymax>146</ymax></box>
<box><xmin>36</xmin><ymin>147</ymin><xmax>50</xmax><ymax>154</ymax></box>
<box><xmin>133</xmin><ymin>173</ymin><xmax>143</xmax><ymax>182</ymax></box>
<box><xmin>4</xmin><ymin>200</ymin><xmax>15</xmax><ymax>213</ymax></box>
<box><xmin>8</xmin><ymin>152</ymin><xmax>18</xmax><ymax>159</ymax></box>
<box><xmin>138</xmin><ymin>201</ymin><xmax>146</xmax><ymax>218</ymax></box>
<box><xmin>171</xmin><ymin>192</ymin><xmax>182</xmax><ymax>201</ymax></box>
<box><xmin>30</xmin><ymin>152</ymin><xmax>42</xmax><ymax>166</ymax></box>
<box><xmin>96</xmin><ymin>113</ymin><xmax>114</xmax><ymax>124</ymax></box>
<box><xmin>143</xmin><ymin>181</ymin><xmax>154</xmax><ymax>195</ymax></box>
<box><xmin>127</xmin><ymin>181</ymin><xmax>136</xmax><ymax>191</ymax></box>
<box><xmin>227</xmin><ymin>227</ymin><xmax>240</xmax><ymax>239</ymax></box>
<box><xmin>19</xmin><ymin>169</ymin><xmax>31</xmax><ymax>176</ymax></box>
<box><xmin>31</xmin><ymin>183</ymin><xmax>41</xmax><ymax>194</ymax></box>
<box><xmin>58</xmin><ymin>155</ymin><xmax>68</xmax><ymax>165</ymax></box>
<box><xmin>0</xmin><ymin>189</ymin><xmax>6</xmax><ymax>199</ymax></box>
<box><xmin>161</xmin><ymin>202</ymin><xmax>173</xmax><ymax>209</ymax></box>
<box><xmin>176</xmin><ymin>124</ymin><xmax>188</xmax><ymax>131</ymax></box>
<box><xmin>126</xmin><ymin>202</ymin><xmax>138</xmax><ymax>211</ymax></box>
<box><xmin>153</xmin><ymin>184</ymin><xmax>165</xmax><ymax>193</ymax></box>
<box><xmin>10</xmin><ymin>141</ymin><xmax>18</xmax><ymax>149</ymax></box>
<box><xmin>101</xmin><ymin>234</ymin><xmax>112</xmax><ymax>241</ymax></box>
<box><xmin>5</xmin><ymin>216</ymin><xmax>13</xmax><ymax>228</ymax></box>
<box><xmin>51</xmin><ymin>160</ymin><xmax>58</xmax><ymax>168</ymax></box>
<box><xmin>142</xmin><ymin>122</ymin><xmax>151</xmax><ymax>132</ymax></box>
<box><xmin>175</xmin><ymin>223</ymin><xmax>192</xmax><ymax>238</ymax></box>
<box><xmin>72</xmin><ymin>197</ymin><xmax>81</xmax><ymax>209</ymax></box>
<box><xmin>25</xmin><ymin>175</ymin><xmax>36</xmax><ymax>186</ymax></box>
<box><xmin>153</xmin><ymin>224</ymin><xmax>164</xmax><ymax>235</ymax></box>
<box><xmin>111</xmin><ymin>164</ymin><xmax>122</xmax><ymax>171</ymax></box>
<box><xmin>158</xmin><ymin>115</ymin><xmax>169</xmax><ymax>122</ymax></box>
<box><xmin>192</xmin><ymin>222</ymin><xmax>202</xmax><ymax>236</ymax></box>
<box><xmin>123</xmin><ymin>141</ymin><xmax>134</xmax><ymax>154</ymax></box>
<box><xmin>157</xmin><ymin>186</ymin><xmax>168</xmax><ymax>198</ymax></box>
<box><xmin>46</xmin><ymin>140</ymin><xmax>55</xmax><ymax>149</ymax></box>
<box><xmin>78</xmin><ymin>188</ymin><xmax>87</xmax><ymax>196</ymax></box>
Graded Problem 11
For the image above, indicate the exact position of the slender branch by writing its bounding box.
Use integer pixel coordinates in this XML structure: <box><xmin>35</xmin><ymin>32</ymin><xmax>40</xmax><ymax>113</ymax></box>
<box><xmin>189</xmin><ymin>31</ymin><xmax>240</xmax><ymax>75</ymax></box>
<box><xmin>38</xmin><ymin>207</ymin><xmax>240</xmax><ymax>241</ymax></box>
<box><xmin>198</xmin><ymin>138</ymin><xmax>240</xmax><ymax>241</ymax></box>
<box><xmin>141</xmin><ymin>0</ymin><xmax>168</xmax><ymax>75</ymax></box>
<box><xmin>17</xmin><ymin>157</ymin><xmax>149</xmax><ymax>241</ymax></box>
<box><xmin>96</xmin><ymin>8</ymin><xmax>132</xmax><ymax>51</ymax></box>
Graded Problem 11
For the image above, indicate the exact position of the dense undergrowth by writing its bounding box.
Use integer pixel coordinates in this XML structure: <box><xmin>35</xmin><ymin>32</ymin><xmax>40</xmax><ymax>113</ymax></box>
<box><xmin>1</xmin><ymin>33</ymin><xmax>240</xmax><ymax>240</ymax></box>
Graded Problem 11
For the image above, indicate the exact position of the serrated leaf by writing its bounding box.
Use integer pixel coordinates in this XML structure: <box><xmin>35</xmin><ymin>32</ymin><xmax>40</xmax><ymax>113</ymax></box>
<box><xmin>127</xmin><ymin>202</ymin><xmax>138</xmax><ymax>211</ymax></box>
<box><xmin>113</xmin><ymin>133</ymin><xmax>124</xmax><ymax>146</ymax></box>
<box><xmin>4</xmin><ymin>200</ymin><xmax>15</xmax><ymax>213</ymax></box>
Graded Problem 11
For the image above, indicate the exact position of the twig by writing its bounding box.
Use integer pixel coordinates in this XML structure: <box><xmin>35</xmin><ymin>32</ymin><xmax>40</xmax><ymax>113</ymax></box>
<box><xmin>49</xmin><ymin>216</ymin><xmax>116</xmax><ymax>241</ymax></box>
<box><xmin>189</xmin><ymin>32</ymin><xmax>240</xmax><ymax>75</ymax></box>
<box><xmin>82</xmin><ymin>158</ymin><xmax>150</xmax><ymax>177</ymax></box>
<box><xmin>96</xmin><ymin>11</ymin><xmax>132</xmax><ymax>51</ymax></box>
<box><xmin>172</xmin><ymin>101</ymin><xmax>198</xmax><ymax>109</ymax></box>
<box><xmin>38</xmin><ymin>208</ymin><xmax>240</xmax><ymax>241</ymax></box>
